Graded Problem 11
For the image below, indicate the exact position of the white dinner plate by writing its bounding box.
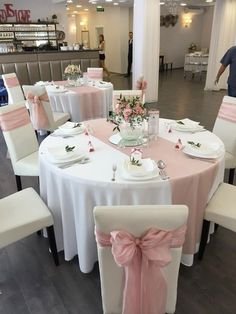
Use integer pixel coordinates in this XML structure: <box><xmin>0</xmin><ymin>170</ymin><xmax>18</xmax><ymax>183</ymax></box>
<box><xmin>46</xmin><ymin>146</ymin><xmax>86</xmax><ymax>164</ymax></box>
<box><xmin>58</xmin><ymin>122</ymin><xmax>85</xmax><ymax>134</ymax></box>
<box><xmin>118</xmin><ymin>159</ymin><xmax>159</xmax><ymax>181</ymax></box>
<box><xmin>183</xmin><ymin>142</ymin><xmax>221</xmax><ymax>159</ymax></box>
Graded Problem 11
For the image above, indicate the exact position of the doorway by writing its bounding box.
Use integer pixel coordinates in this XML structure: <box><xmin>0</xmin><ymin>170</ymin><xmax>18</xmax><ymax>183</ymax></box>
<box><xmin>95</xmin><ymin>27</ymin><xmax>104</xmax><ymax>47</ymax></box>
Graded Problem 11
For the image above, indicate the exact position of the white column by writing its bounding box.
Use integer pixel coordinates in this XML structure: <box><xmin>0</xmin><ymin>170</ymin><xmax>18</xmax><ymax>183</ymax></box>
<box><xmin>205</xmin><ymin>0</ymin><xmax>236</xmax><ymax>91</ymax></box>
<box><xmin>132</xmin><ymin>0</ymin><xmax>160</xmax><ymax>102</ymax></box>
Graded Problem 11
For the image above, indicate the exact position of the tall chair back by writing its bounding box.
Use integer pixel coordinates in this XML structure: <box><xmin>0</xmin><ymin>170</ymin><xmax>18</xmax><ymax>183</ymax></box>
<box><xmin>87</xmin><ymin>67</ymin><xmax>103</xmax><ymax>80</ymax></box>
<box><xmin>2</xmin><ymin>73</ymin><xmax>25</xmax><ymax>104</ymax></box>
<box><xmin>94</xmin><ymin>205</ymin><xmax>188</xmax><ymax>314</ymax></box>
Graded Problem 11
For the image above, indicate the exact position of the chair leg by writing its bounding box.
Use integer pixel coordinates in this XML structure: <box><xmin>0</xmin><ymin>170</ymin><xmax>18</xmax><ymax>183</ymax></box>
<box><xmin>228</xmin><ymin>168</ymin><xmax>235</xmax><ymax>184</ymax></box>
<box><xmin>15</xmin><ymin>175</ymin><xmax>22</xmax><ymax>191</ymax></box>
<box><xmin>214</xmin><ymin>223</ymin><xmax>219</xmax><ymax>232</ymax></box>
<box><xmin>37</xmin><ymin>230</ymin><xmax>42</xmax><ymax>236</ymax></box>
<box><xmin>46</xmin><ymin>225</ymin><xmax>59</xmax><ymax>266</ymax></box>
<box><xmin>198</xmin><ymin>220</ymin><xmax>210</xmax><ymax>260</ymax></box>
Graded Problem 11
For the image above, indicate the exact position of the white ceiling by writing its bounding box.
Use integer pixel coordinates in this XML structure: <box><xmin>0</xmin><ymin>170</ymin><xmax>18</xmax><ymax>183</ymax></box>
<box><xmin>64</xmin><ymin>0</ymin><xmax>215</xmax><ymax>14</ymax></box>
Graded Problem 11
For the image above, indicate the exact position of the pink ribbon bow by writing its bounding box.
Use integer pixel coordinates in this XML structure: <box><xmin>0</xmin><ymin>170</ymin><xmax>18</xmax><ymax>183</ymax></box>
<box><xmin>95</xmin><ymin>225</ymin><xmax>186</xmax><ymax>314</ymax></box>
<box><xmin>27</xmin><ymin>92</ymin><xmax>49</xmax><ymax>130</ymax></box>
<box><xmin>4</xmin><ymin>76</ymin><xmax>20</xmax><ymax>88</ymax></box>
<box><xmin>131</xmin><ymin>147</ymin><xmax>143</xmax><ymax>154</ymax></box>
<box><xmin>136</xmin><ymin>76</ymin><xmax>147</xmax><ymax>91</ymax></box>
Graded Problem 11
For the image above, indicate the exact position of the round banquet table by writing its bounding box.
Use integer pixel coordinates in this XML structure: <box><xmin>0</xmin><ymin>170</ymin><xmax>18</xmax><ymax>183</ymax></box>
<box><xmin>47</xmin><ymin>81</ymin><xmax>113</xmax><ymax>122</ymax></box>
<box><xmin>39</xmin><ymin>118</ymin><xmax>225</xmax><ymax>273</ymax></box>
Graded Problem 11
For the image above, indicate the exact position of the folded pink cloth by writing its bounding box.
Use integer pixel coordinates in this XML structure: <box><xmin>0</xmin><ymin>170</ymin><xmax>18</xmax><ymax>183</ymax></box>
<box><xmin>0</xmin><ymin>106</ymin><xmax>30</xmax><ymax>131</ymax></box>
<box><xmin>27</xmin><ymin>92</ymin><xmax>49</xmax><ymax>130</ymax></box>
<box><xmin>95</xmin><ymin>225</ymin><xmax>186</xmax><ymax>314</ymax></box>
<box><xmin>4</xmin><ymin>76</ymin><xmax>20</xmax><ymax>88</ymax></box>
<box><xmin>218</xmin><ymin>102</ymin><xmax>236</xmax><ymax>123</ymax></box>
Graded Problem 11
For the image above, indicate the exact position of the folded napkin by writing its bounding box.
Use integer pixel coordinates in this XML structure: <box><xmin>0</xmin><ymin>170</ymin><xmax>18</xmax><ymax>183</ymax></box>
<box><xmin>46</xmin><ymin>85</ymin><xmax>67</xmax><ymax>93</ymax></box>
<box><xmin>185</xmin><ymin>141</ymin><xmax>220</xmax><ymax>156</ymax></box>
<box><xmin>123</xmin><ymin>158</ymin><xmax>157</xmax><ymax>177</ymax></box>
<box><xmin>47</xmin><ymin>145</ymin><xmax>77</xmax><ymax>162</ymax></box>
<box><xmin>35</xmin><ymin>81</ymin><xmax>50</xmax><ymax>86</ymax></box>
<box><xmin>58</xmin><ymin>121</ymin><xmax>85</xmax><ymax>134</ymax></box>
<box><xmin>173</xmin><ymin>118</ymin><xmax>204</xmax><ymax>132</ymax></box>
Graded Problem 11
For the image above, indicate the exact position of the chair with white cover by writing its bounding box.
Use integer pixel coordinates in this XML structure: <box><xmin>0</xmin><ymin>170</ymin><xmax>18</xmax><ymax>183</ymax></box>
<box><xmin>2</xmin><ymin>73</ymin><xmax>25</xmax><ymax>105</ymax></box>
<box><xmin>87</xmin><ymin>67</ymin><xmax>103</xmax><ymax>81</ymax></box>
<box><xmin>112</xmin><ymin>89</ymin><xmax>143</xmax><ymax>112</ymax></box>
<box><xmin>0</xmin><ymin>187</ymin><xmax>59</xmax><ymax>266</ymax></box>
<box><xmin>0</xmin><ymin>103</ymin><xmax>38</xmax><ymax>191</ymax></box>
<box><xmin>213</xmin><ymin>95</ymin><xmax>236</xmax><ymax>184</ymax></box>
<box><xmin>94</xmin><ymin>205</ymin><xmax>188</xmax><ymax>314</ymax></box>
<box><xmin>22</xmin><ymin>85</ymin><xmax>70</xmax><ymax>132</ymax></box>
<box><xmin>198</xmin><ymin>182</ymin><xmax>236</xmax><ymax>260</ymax></box>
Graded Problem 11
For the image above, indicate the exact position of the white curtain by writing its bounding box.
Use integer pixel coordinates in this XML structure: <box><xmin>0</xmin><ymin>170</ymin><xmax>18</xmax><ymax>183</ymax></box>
<box><xmin>133</xmin><ymin>0</ymin><xmax>160</xmax><ymax>102</ymax></box>
<box><xmin>205</xmin><ymin>0</ymin><xmax>236</xmax><ymax>91</ymax></box>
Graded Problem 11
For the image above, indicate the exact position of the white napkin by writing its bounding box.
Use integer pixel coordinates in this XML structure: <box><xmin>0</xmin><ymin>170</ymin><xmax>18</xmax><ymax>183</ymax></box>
<box><xmin>123</xmin><ymin>158</ymin><xmax>157</xmax><ymax>177</ymax></box>
<box><xmin>58</xmin><ymin>122</ymin><xmax>85</xmax><ymax>134</ymax></box>
<box><xmin>35</xmin><ymin>81</ymin><xmax>50</xmax><ymax>86</ymax></box>
<box><xmin>46</xmin><ymin>85</ymin><xmax>67</xmax><ymax>93</ymax></box>
<box><xmin>185</xmin><ymin>141</ymin><xmax>220</xmax><ymax>156</ymax></box>
<box><xmin>47</xmin><ymin>146</ymin><xmax>77</xmax><ymax>162</ymax></box>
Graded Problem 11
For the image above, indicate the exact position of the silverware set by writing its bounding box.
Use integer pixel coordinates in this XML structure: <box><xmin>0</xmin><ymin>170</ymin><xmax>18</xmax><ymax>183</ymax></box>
<box><xmin>59</xmin><ymin>157</ymin><xmax>90</xmax><ymax>169</ymax></box>
<box><xmin>111</xmin><ymin>163</ymin><xmax>117</xmax><ymax>181</ymax></box>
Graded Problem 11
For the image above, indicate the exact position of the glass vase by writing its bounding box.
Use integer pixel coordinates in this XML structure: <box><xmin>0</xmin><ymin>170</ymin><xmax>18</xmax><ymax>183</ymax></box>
<box><xmin>119</xmin><ymin>121</ymin><xmax>143</xmax><ymax>142</ymax></box>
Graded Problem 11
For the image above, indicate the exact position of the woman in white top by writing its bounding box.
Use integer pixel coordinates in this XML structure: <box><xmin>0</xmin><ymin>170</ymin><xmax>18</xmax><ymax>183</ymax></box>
<box><xmin>98</xmin><ymin>34</ymin><xmax>110</xmax><ymax>78</ymax></box>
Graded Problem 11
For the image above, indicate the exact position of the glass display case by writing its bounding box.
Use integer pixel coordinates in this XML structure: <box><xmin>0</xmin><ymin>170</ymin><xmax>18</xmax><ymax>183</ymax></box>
<box><xmin>0</xmin><ymin>22</ymin><xmax>58</xmax><ymax>52</ymax></box>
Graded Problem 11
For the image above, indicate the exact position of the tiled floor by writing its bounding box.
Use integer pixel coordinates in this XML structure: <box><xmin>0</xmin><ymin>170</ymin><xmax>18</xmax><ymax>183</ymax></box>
<box><xmin>0</xmin><ymin>70</ymin><xmax>235</xmax><ymax>314</ymax></box>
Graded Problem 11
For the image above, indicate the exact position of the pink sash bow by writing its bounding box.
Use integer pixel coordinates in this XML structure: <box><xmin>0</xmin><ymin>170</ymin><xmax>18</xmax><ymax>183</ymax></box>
<box><xmin>95</xmin><ymin>225</ymin><xmax>186</xmax><ymax>314</ymax></box>
<box><xmin>27</xmin><ymin>92</ymin><xmax>49</xmax><ymax>130</ymax></box>
<box><xmin>218</xmin><ymin>102</ymin><xmax>236</xmax><ymax>123</ymax></box>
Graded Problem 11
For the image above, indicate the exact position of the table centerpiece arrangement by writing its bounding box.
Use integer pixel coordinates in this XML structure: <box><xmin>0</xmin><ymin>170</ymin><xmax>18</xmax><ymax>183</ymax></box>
<box><xmin>64</xmin><ymin>64</ymin><xmax>83</xmax><ymax>86</ymax></box>
<box><xmin>110</xmin><ymin>94</ymin><xmax>147</xmax><ymax>145</ymax></box>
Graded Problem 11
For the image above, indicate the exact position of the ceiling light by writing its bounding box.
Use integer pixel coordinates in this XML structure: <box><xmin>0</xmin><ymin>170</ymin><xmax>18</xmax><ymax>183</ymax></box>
<box><xmin>180</xmin><ymin>3</ymin><xmax>187</xmax><ymax>6</ymax></box>
<box><xmin>160</xmin><ymin>2</ymin><xmax>165</xmax><ymax>4</ymax></box>
<box><xmin>84</xmin><ymin>8</ymin><xmax>89</xmax><ymax>11</ymax></box>
<box><xmin>76</xmin><ymin>5</ymin><xmax>82</xmax><ymax>8</ymax></box>
<box><xmin>206</xmin><ymin>0</ymin><xmax>213</xmax><ymax>2</ymax></box>
<box><xmin>97</xmin><ymin>5</ymin><xmax>103</xmax><ymax>8</ymax></box>
<box><xmin>67</xmin><ymin>0</ymin><xmax>73</xmax><ymax>3</ymax></box>
<box><xmin>114</xmin><ymin>2</ymin><xmax>119</xmax><ymax>5</ymax></box>
<box><xmin>71</xmin><ymin>14</ymin><xmax>75</xmax><ymax>17</ymax></box>
<box><xmin>73</xmin><ymin>10</ymin><xmax>77</xmax><ymax>13</ymax></box>
<box><xmin>105</xmin><ymin>0</ymin><xmax>113</xmax><ymax>2</ymax></box>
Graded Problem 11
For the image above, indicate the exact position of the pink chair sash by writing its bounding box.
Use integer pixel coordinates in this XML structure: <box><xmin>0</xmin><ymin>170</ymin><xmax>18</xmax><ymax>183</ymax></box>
<box><xmin>26</xmin><ymin>92</ymin><xmax>49</xmax><ymax>130</ymax></box>
<box><xmin>4</xmin><ymin>76</ymin><xmax>20</xmax><ymax>88</ymax></box>
<box><xmin>87</xmin><ymin>69</ymin><xmax>103</xmax><ymax>79</ymax></box>
<box><xmin>218</xmin><ymin>102</ymin><xmax>236</xmax><ymax>123</ymax></box>
<box><xmin>95</xmin><ymin>225</ymin><xmax>186</xmax><ymax>314</ymax></box>
<box><xmin>0</xmin><ymin>106</ymin><xmax>30</xmax><ymax>131</ymax></box>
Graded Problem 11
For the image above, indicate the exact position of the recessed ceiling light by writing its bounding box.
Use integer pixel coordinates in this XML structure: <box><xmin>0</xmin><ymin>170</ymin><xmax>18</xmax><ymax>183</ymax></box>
<box><xmin>105</xmin><ymin>0</ymin><xmax>113</xmax><ymax>2</ymax></box>
<box><xmin>97</xmin><ymin>5</ymin><xmax>103</xmax><ymax>8</ymax></box>
<box><xmin>76</xmin><ymin>5</ymin><xmax>82</xmax><ymax>8</ymax></box>
<box><xmin>160</xmin><ymin>2</ymin><xmax>165</xmax><ymax>4</ymax></box>
<box><xmin>71</xmin><ymin>14</ymin><xmax>75</xmax><ymax>17</ymax></box>
<box><xmin>114</xmin><ymin>2</ymin><xmax>119</xmax><ymax>5</ymax></box>
<box><xmin>206</xmin><ymin>0</ymin><xmax>213</xmax><ymax>2</ymax></box>
<box><xmin>84</xmin><ymin>8</ymin><xmax>89</xmax><ymax>11</ymax></box>
<box><xmin>180</xmin><ymin>3</ymin><xmax>187</xmax><ymax>6</ymax></box>
<box><xmin>67</xmin><ymin>0</ymin><xmax>73</xmax><ymax>3</ymax></box>
<box><xmin>73</xmin><ymin>10</ymin><xmax>77</xmax><ymax>13</ymax></box>
<box><xmin>91</xmin><ymin>1</ymin><xmax>97</xmax><ymax>4</ymax></box>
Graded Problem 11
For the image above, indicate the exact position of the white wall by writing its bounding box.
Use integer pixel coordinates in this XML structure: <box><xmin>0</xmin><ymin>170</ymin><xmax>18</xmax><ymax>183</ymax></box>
<box><xmin>1</xmin><ymin>1</ymin><xmax>68</xmax><ymax>35</ymax></box>
<box><xmin>74</xmin><ymin>7</ymin><xmax>130</xmax><ymax>74</ymax></box>
<box><xmin>160</xmin><ymin>7</ymin><xmax>214</xmax><ymax>68</ymax></box>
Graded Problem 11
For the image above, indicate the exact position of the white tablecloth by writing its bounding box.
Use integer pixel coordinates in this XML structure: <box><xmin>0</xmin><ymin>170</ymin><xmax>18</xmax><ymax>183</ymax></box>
<box><xmin>47</xmin><ymin>81</ymin><xmax>113</xmax><ymax>122</ymax></box>
<box><xmin>39</xmin><ymin>119</ymin><xmax>224</xmax><ymax>273</ymax></box>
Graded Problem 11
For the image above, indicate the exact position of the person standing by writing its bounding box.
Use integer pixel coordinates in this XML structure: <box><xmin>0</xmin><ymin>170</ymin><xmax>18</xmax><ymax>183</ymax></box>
<box><xmin>125</xmin><ymin>31</ymin><xmax>133</xmax><ymax>77</ymax></box>
<box><xmin>215</xmin><ymin>46</ymin><xmax>236</xmax><ymax>97</ymax></box>
<box><xmin>98</xmin><ymin>34</ymin><xmax>110</xmax><ymax>78</ymax></box>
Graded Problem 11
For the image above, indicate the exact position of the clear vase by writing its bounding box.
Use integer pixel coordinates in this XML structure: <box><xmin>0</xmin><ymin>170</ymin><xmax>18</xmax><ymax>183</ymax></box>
<box><xmin>119</xmin><ymin>122</ymin><xmax>143</xmax><ymax>142</ymax></box>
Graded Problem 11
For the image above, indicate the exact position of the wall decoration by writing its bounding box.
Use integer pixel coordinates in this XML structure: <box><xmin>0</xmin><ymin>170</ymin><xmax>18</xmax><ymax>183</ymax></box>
<box><xmin>160</xmin><ymin>14</ymin><xmax>179</xmax><ymax>27</ymax></box>
<box><xmin>0</xmin><ymin>3</ymin><xmax>31</xmax><ymax>23</ymax></box>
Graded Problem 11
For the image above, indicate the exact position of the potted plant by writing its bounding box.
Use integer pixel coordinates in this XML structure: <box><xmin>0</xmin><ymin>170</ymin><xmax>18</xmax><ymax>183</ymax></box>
<box><xmin>52</xmin><ymin>14</ymin><xmax>57</xmax><ymax>23</ymax></box>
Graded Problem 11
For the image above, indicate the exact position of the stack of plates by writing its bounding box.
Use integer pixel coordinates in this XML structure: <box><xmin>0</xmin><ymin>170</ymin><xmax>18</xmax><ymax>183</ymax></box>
<box><xmin>172</xmin><ymin>118</ymin><xmax>204</xmax><ymax>133</ymax></box>
<box><xmin>183</xmin><ymin>141</ymin><xmax>221</xmax><ymax>159</ymax></box>
<box><xmin>58</xmin><ymin>121</ymin><xmax>85</xmax><ymax>135</ymax></box>
<box><xmin>46</xmin><ymin>145</ymin><xmax>85</xmax><ymax>164</ymax></box>
<box><xmin>119</xmin><ymin>158</ymin><xmax>159</xmax><ymax>181</ymax></box>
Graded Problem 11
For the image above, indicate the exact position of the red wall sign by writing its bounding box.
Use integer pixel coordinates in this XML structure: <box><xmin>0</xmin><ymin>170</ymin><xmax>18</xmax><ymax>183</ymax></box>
<box><xmin>0</xmin><ymin>3</ymin><xmax>31</xmax><ymax>23</ymax></box>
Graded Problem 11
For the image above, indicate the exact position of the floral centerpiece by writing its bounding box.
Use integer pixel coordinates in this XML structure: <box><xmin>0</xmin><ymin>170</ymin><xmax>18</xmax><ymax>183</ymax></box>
<box><xmin>111</xmin><ymin>95</ymin><xmax>147</xmax><ymax>142</ymax></box>
<box><xmin>64</xmin><ymin>64</ymin><xmax>83</xmax><ymax>83</ymax></box>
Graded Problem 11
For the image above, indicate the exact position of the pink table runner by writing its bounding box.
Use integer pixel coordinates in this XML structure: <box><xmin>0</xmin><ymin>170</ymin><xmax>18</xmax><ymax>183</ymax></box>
<box><xmin>88</xmin><ymin>119</ymin><xmax>219</xmax><ymax>254</ymax></box>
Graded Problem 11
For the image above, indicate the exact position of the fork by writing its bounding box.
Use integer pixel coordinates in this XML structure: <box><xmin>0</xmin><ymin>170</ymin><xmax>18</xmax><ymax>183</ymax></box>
<box><xmin>111</xmin><ymin>163</ymin><xmax>117</xmax><ymax>181</ymax></box>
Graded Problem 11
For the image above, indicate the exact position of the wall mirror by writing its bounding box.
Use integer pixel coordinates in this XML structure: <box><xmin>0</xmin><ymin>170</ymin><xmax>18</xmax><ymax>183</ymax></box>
<box><xmin>81</xmin><ymin>30</ymin><xmax>90</xmax><ymax>48</ymax></box>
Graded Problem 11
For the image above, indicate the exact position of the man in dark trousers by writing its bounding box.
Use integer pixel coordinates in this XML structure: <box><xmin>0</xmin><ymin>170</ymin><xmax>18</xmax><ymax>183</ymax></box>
<box><xmin>125</xmin><ymin>31</ymin><xmax>133</xmax><ymax>77</ymax></box>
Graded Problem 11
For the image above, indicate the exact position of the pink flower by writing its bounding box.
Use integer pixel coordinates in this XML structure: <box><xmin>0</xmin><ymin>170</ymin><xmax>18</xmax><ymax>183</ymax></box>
<box><xmin>123</xmin><ymin>108</ymin><xmax>132</xmax><ymax>121</ymax></box>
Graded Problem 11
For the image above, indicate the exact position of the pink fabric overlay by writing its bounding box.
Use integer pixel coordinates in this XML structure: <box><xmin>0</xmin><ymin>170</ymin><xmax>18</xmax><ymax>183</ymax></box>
<box><xmin>4</xmin><ymin>76</ymin><xmax>20</xmax><ymax>88</ymax></box>
<box><xmin>0</xmin><ymin>106</ymin><xmax>30</xmax><ymax>131</ymax></box>
<box><xmin>218</xmin><ymin>102</ymin><xmax>236</xmax><ymax>123</ymax></box>
<box><xmin>68</xmin><ymin>85</ymin><xmax>100</xmax><ymax>95</ymax></box>
<box><xmin>27</xmin><ymin>92</ymin><xmax>49</xmax><ymax>130</ymax></box>
<box><xmin>87</xmin><ymin>119</ymin><xmax>219</xmax><ymax>254</ymax></box>
<box><xmin>95</xmin><ymin>225</ymin><xmax>187</xmax><ymax>314</ymax></box>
